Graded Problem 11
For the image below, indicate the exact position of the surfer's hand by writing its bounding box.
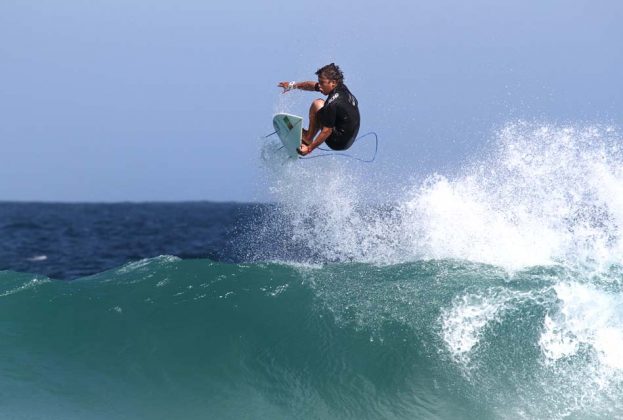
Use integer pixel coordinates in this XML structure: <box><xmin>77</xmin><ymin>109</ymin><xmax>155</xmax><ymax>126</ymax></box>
<box><xmin>278</xmin><ymin>81</ymin><xmax>295</xmax><ymax>93</ymax></box>
<box><xmin>297</xmin><ymin>144</ymin><xmax>311</xmax><ymax>156</ymax></box>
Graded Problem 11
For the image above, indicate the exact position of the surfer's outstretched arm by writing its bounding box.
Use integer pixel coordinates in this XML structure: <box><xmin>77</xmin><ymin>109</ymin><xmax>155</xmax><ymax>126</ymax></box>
<box><xmin>278</xmin><ymin>81</ymin><xmax>319</xmax><ymax>93</ymax></box>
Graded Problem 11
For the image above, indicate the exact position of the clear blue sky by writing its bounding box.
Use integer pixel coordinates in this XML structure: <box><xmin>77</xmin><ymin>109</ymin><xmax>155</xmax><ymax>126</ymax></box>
<box><xmin>1</xmin><ymin>0</ymin><xmax>621</xmax><ymax>202</ymax></box>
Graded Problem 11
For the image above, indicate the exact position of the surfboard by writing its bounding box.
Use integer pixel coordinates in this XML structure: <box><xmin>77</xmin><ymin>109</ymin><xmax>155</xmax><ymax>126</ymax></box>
<box><xmin>272</xmin><ymin>113</ymin><xmax>303</xmax><ymax>159</ymax></box>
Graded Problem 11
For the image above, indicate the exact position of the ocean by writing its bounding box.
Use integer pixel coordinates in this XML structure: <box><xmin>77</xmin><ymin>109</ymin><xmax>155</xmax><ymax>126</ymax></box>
<box><xmin>2</xmin><ymin>122</ymin><xmax>623</xmax><ymax>419</ymax></box>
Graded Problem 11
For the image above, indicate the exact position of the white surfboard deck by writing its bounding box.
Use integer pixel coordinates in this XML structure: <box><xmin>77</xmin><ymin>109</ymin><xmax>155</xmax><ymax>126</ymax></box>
<box><xmin>273</xmin><ymin>113</ymin><xmax>303</xmax><ymax>159</ymax></box>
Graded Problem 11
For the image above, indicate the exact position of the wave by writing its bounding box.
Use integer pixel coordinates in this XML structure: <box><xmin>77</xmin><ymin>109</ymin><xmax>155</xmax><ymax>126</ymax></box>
<box><xmin>1</xmin><ymin>256</ymin><xmax>622</xmax><ymax>419</ymax></box>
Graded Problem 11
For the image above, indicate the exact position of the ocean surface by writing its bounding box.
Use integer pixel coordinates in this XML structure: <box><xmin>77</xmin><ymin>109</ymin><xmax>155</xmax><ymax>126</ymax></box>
<box><xmin>3</xmin><ymin>122</ymin><xmax>623</xmax><ymax>419</ymax></box>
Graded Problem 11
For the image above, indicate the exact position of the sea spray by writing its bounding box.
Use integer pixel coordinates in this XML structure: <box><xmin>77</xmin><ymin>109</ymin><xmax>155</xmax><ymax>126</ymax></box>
<box><xmin>261</xmin><ymin>121</ymin><xmax>623</xmax><ymax>272</ymax></box>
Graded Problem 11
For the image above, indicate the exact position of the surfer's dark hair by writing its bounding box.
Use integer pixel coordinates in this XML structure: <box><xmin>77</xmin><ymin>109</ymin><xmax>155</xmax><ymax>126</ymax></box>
<box><xmin>316</xmin><ymin>63</ymin><xmax>344</xmax><ymax>84</ymax></box>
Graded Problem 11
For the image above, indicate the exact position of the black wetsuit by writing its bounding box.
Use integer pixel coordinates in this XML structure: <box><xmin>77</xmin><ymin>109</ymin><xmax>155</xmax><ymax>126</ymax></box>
<box><xmin>316</xmin><ymin>84</ymin><xmax>360</xmax><ymax>150</ymax></box>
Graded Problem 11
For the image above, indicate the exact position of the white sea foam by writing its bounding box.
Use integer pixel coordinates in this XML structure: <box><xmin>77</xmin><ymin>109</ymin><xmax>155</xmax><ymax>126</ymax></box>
<box><xmin>401</xmin><ymin>174</ymin><xmax>559</xmax><ymax>270</ymax></box>
<box><xmin>440</xmin><ymin>291</ymin><xmax>508</xmax><ymax>359</ymax></box>
<box><xmin>540</xmin><ymin>282</ymin><xmax>623</xmax><ymax>370</ymax></box>
<box><xmin>264</xmin><ymin>121</ymin><xmax>623</xmax><ymax>272</ymax></box>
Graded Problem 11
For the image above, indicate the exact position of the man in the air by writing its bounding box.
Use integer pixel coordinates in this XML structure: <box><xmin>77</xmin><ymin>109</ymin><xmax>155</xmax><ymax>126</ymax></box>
<box><xmin>278</xmin><ymin>63</ymin><xmax>360</xmax><ymax>156</ymax></box>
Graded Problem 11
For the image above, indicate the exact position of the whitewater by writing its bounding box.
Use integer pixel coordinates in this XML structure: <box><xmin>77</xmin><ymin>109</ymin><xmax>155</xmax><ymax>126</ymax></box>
<box><xmin>2</xmin><ymin>121</ymin><xmax>623</xmax><ymax>419</ymax></box>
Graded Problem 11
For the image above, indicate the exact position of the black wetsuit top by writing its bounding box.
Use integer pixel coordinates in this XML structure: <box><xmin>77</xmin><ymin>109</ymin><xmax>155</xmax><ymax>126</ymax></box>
<box><xmin>316</xmin><ymin>84</ymin><xmax>360</xmax><ymax>150</ymax></box>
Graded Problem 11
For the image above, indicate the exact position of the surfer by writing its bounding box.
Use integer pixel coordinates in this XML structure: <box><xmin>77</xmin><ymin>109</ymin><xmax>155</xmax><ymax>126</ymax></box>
<box><xmin>278</xmin><ymin>63</ymin><xmax>360</xmax><ymax>156</ymax></box>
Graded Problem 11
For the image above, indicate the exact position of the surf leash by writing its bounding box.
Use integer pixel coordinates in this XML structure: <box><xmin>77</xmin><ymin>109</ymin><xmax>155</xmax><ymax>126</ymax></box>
<box><xmin>261</xmin><ymin>129</ymin><xmax>379</xmax><ymax>163</ymax></box>
<box><xmin>300</xmin><ymin>132</ymin><xmax>379</xmax><ymax>163</ymax></box>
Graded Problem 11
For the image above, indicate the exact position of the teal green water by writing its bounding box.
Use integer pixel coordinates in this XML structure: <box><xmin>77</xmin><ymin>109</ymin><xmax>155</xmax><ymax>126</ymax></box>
<box><xmin>2</xmin><ymin>257</ymin><xmax>620</xmax><ymax>419</ymax></box>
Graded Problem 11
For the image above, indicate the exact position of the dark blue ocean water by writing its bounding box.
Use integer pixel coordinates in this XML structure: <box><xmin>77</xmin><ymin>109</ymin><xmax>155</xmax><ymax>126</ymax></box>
<box><xmin>0</xmin><ymin>202</ymin><xmax>260</xmax><ymax>279</ymax></box>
